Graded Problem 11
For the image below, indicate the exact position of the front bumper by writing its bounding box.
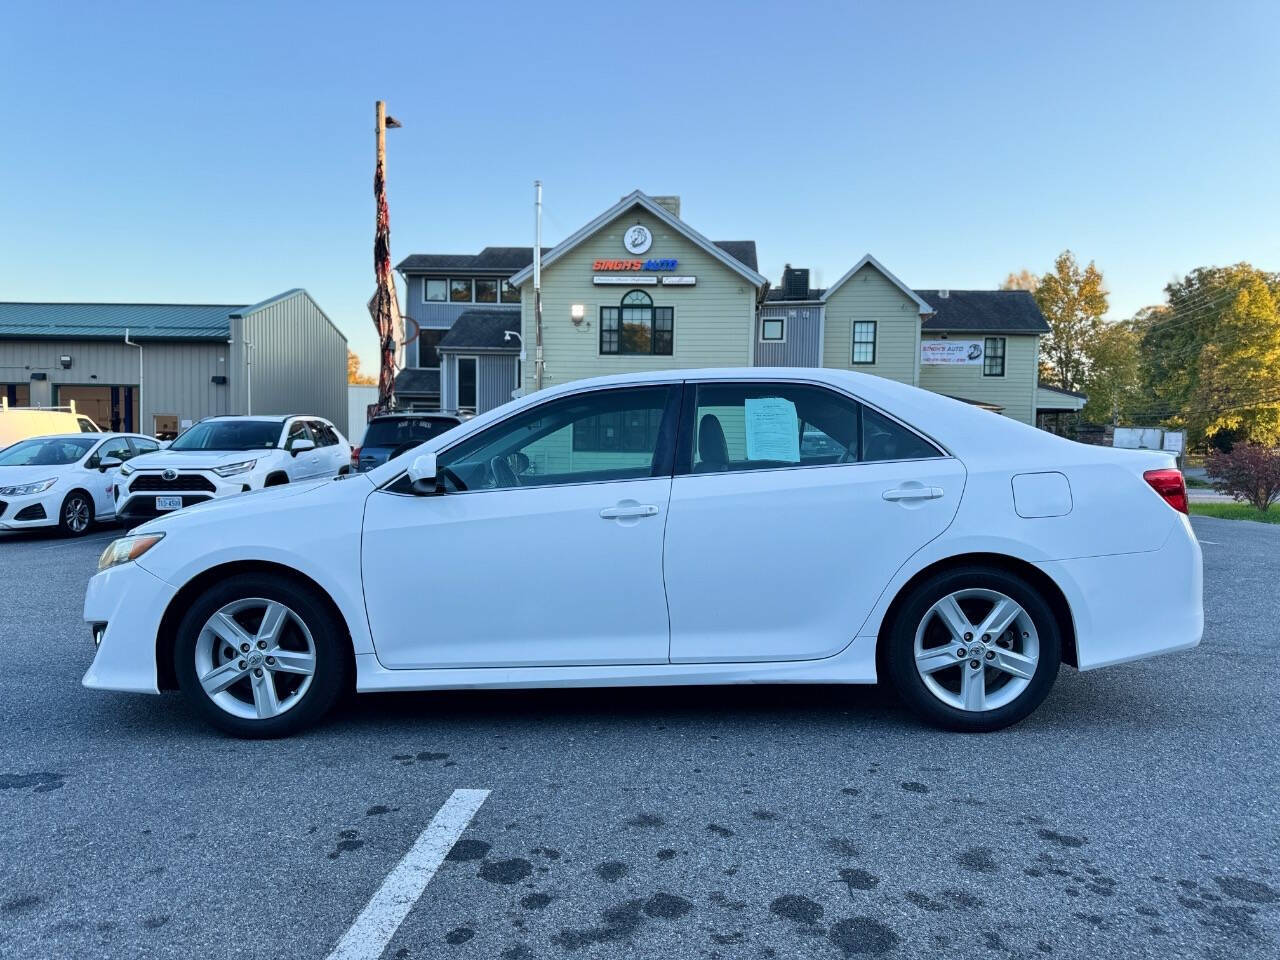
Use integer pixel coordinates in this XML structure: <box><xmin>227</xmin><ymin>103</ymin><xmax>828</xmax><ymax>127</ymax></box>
<box><xmin>82</xmin><ymin>560</ymin><xmax>177</xmax><ymax>694</ymax></box>
<box><xmin>0</xmin><ymin>490</ymin><xmax>61</xmax><ymax>529</ymax></box>
<box><xmin>1036</xmin><ymin>515</ymin><xmax>1204</xmax><ymax>670</ymax></box>
<box><xmin>115</xmin><ymin>469</ymin><xmax>251</xmax><ymax>520</ymax></box>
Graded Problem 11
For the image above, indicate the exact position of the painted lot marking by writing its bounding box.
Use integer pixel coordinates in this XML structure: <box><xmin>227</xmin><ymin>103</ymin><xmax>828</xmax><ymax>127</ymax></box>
<box><xmin>326</xmin><ymin>788</ymin><xmax>490</xmax><ymax>960</ymax></box>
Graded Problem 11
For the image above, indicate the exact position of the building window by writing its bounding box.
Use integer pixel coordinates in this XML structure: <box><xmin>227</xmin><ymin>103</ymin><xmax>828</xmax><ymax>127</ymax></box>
<box><xmin>417</xmin><ymin>328</ymin><xmax>447</xmax><ymax>368</ymax></box>
<box><xmin>475</xmin><ymin>279</ymin><xmax>498</xmax><ymax>303</ymax></box>
<box><xmin>600</xmin><ymin>290</ymin><xmax>673</xmax><ymax>356</ymax></box>
<box><xmin>450</xmin><ymin>279</ymin><xmax>473</xmax><ymax>303</ymax></box>
<box><xmin>425</xmin><ymin>279</ymin><xmax>447</xmax><ymax>302</ymax></box>
<box><xmin>852</xmin><ymin>321</ymin><xmax>876</xmax><ymax>364</ymax></box>
<box><xmin>457</xmin><ymin>357</ymin><xmax>478</xmax><ymax>411</ymax></box>
<box><xmin>984</xmin><ymin>337</ymin><xmax>1006</xmax><ymax>377</ymax></box>
<box><xmin>761</xmin><ymin>317</ymin><xmax>785</xmax><ymax>342</ymax></box>
<box><xmin>500</xmin><ymin>279</ymin><xmax>521</xmax><ymax>303</ymax></box>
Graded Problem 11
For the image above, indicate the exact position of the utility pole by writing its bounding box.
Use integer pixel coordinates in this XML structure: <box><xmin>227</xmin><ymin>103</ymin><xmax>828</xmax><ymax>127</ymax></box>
<box><xmin>371</xmin><ymin>100</ymin><xmax>403</xmax><ymax>418</ymax></box>
<box><xmin>534</xmin><ymin>180</ymin><xmax>544</xmax><ymax>392</ymax></box>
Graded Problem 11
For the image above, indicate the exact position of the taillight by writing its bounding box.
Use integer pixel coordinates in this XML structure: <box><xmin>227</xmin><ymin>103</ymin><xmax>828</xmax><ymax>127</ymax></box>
<box><xmin>350</xmin><ymin>446</ymin><xmax>360</xmax><ymax>467</ymax></box>
<box><xmin>1143</xmin><ymin>468</ymin><xmax>1188</xmax><ymax>514</ymax></box>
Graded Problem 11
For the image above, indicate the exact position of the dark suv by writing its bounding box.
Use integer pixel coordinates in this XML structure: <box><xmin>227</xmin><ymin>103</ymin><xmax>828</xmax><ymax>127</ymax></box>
<box><xmin>351</xmin><ymin>413</ymin><xmax>464</xmax><ymax>472</ymax></box>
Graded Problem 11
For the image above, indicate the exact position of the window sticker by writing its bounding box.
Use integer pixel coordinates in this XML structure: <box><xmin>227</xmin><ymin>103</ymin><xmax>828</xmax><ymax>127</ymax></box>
<box><xmin>744</xmin><ymin>397</ymin><xmax>800</xmax><ymax>463</ymax></box>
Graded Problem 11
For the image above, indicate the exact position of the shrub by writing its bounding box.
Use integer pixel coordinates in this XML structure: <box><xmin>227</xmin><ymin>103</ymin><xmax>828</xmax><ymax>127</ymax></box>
<box><xmin>1205</xmin><ymin>443</ymin><xmax>1280</xmax><ymax>512</ymax></box>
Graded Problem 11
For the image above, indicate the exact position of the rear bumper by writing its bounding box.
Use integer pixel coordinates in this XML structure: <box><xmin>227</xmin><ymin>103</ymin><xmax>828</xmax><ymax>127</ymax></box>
<box><xmin>1036</xmin><ymin>515</ymin><xmax>1203</xmax><ymax>670</ymax></box>
<box><xmin>82</xmin><ymin>560</ymin><xmax>175</xmax><ymax>694</ymax></box>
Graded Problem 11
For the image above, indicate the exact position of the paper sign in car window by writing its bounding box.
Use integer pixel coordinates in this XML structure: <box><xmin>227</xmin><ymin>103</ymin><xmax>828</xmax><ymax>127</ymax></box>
<box><xmin>744</xmin><ymin>397</ymin><xmax>800</xmax><ymax>462</ymax></box>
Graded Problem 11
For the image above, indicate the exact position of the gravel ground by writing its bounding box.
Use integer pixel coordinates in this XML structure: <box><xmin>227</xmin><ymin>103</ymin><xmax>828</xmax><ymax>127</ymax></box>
<box><xmin>0</xmin><ymin>516</ymin><xmax>1277</xmax><ymax>960</ymax></box>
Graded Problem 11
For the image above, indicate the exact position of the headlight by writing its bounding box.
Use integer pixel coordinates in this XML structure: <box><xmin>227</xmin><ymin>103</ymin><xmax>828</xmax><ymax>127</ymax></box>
<box><xmin>213</xmin><ymin>459</ymin><xmax>257</xmax><ymax>478</ymax></box>
<box><xmin>119</xmin><ymin>463</ymin><xmax>135</xmax><ymax>476</ymax></box>
<box><xmin>0</xmin><ymin>477</ymin><xmax>57</xmax><ymax>497</ymax></box>
<box><xmin>98</xmin><ymin>533</ymin><xmax>165</xmax><ymax>572</ymax></box>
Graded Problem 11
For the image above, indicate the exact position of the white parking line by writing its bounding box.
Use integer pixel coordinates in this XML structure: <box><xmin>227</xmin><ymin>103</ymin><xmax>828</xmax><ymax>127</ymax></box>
<box><xmin>325</xmin><ymin>788</ymin><xmax>490</xmax><ymax>960</ymax></box>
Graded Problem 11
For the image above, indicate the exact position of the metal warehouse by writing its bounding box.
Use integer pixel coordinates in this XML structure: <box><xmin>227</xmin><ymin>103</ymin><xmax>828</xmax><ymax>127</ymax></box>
<box><xmin>0</xmin><ymin>288</ymin><xmax>349</xmax><ymax>436</ymax></box>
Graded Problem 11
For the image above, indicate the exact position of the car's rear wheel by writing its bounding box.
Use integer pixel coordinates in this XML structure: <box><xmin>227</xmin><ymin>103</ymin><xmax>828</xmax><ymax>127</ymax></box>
<box><xmin>173</xmin><ymin>573</ymin><xmax>348</xmax><ymax>737</ymax></box>
<box><xmin>884</xmin><ymin>566</ymin><xmax>1061</xmax><ymax>732</ymax></box>
<box><xmin>59</xmin><ymin>490</ymin><xmax>93</xmax><ymax>536</ymax></box>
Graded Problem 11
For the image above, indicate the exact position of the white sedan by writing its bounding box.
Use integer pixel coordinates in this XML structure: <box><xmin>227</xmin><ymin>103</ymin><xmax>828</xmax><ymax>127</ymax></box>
<box><xmin>0</xmin><ymin>432</ymin><xmax>160</xmax><ymax>536</ymax></box>
<box><xmin>82</xmin><ymin>369</ymin><xmax>1202</xmax><ymax>736</ymax></box>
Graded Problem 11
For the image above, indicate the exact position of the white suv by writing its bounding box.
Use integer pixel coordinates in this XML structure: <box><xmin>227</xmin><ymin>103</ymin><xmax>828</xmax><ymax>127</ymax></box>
<box><xmin>115</xmin><ymin>415</ymin><xmax>350</xmax><ymax>522</ymax></box>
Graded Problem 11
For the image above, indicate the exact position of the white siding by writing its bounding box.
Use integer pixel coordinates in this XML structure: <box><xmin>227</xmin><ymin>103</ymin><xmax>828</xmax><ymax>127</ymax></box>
<box><xmin>821</xmin><ymin>265</ymin><xmax>920</xmax><ymax>383</ymax></box>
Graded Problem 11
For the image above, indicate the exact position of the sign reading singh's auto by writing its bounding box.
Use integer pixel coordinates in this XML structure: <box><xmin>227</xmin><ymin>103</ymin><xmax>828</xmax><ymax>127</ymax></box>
<box><xmin>592</xmin><ymin>258</ymin><xmax>679</xmax><ymax>272</ymax></box>
<box><xmin>920</xmin><ymin>340</ymin><xmax>985</xmax><ymax>365</ymax></box>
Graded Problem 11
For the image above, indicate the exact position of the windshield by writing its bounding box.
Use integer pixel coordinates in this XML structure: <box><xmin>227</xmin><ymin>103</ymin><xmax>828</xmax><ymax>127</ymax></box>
<box><xmin>169</xmin><ymin>420</ymin><xmax>282</xmax><ymax>451</ymax></box>
<box><xmin>363</xmin><ymin>417</ymin><xmax>456</xmax><ymax>449</ymax></box>
<box><xmin>0</xmin><ymin>436</ymin><xmax>96</xmax><ymax>466</ymax></box>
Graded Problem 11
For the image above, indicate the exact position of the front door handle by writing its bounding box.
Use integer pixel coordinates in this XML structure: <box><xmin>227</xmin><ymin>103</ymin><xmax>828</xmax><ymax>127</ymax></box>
<box><xmin>599</xmin><ymin>503</ymin><xmax>660</xmax><ymax>520</ymax></box>
<box><xmin>882</xmin><ymin>486</ymin><xmax>944</xmax><ymax>502</ymax></box>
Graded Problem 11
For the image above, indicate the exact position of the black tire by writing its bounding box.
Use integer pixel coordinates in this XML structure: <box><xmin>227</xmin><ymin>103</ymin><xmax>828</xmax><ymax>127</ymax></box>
<box><xmin>173</xmin><ymin>573</ymin><xmax>349</xmax><ymax>738</ymax></box>
<box><xmin>883</xmin><ymin>566</ymin><xmax>1061</xmax><ymax>732</ymax></box>
<box><xmin>59</xmin><ymin>489</ymin><xmax>94</xmax><ymax>537</ymax></box>
<box><xmin>264</xmin><ymin>473</ymin><xmax>289</xmax><ymax>487</ymax></box>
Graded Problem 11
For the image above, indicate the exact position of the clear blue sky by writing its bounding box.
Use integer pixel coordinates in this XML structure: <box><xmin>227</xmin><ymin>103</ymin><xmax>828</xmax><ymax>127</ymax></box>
<box><xmin>3</xmin><ymin>1</ymin><xmax>1277</xmax><ymax>369</ymax></box>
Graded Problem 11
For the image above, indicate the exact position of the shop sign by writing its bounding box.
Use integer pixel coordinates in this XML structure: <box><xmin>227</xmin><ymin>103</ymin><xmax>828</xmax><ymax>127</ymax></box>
<box><xmin>660</xmin><ymin>276</ymin><xmax>696</xmax><ymax>286</ymax></box>
<box><xmin>593</xmin><ymin>275</ymin><xmax>657</xmax><ymax>285</ymax></box>
<box><xmin>920</xmin><ymin>340</ymin><xmax>985</xmax><ymax>365</ymax></box>
<box><xmin>592</xmin><ymin>258</ymin><xmax>679</xmax><ymax>272</ymax></box>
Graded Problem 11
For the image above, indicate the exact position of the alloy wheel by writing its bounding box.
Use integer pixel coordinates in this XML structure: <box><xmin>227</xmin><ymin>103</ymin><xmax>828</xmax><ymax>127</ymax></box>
<box><xmin>64</xmin><ymin>496</ymin><xmax>90</xmax><ymax>534</ymax></box>
<box><xmin>913</xmin><ymin>588</ymin><xmax>1040</xmax><ymax>712</ymax></box>
<box><xmin>194</xmin><ymin>598</ymin><xmax>316</xmax><ymax>720</ymax></box>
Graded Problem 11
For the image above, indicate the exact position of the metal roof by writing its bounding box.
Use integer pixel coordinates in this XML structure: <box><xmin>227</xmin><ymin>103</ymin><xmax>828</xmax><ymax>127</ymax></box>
<box><xmin>394</xmin><ymin>368</ymin><xmax>441</xmax><ymax>396</ymax></box>
<box><xmin>0</xmin><ymin>301</ymin><xmax>243</xmax><ymax>341</ymax></box>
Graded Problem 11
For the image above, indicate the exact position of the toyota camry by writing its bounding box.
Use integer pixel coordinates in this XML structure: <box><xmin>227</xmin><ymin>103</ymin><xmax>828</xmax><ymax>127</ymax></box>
<box><xmin>82</xmin><ymin>369</ymin><xmax>1203</xmax><ymax>737</ymax></box>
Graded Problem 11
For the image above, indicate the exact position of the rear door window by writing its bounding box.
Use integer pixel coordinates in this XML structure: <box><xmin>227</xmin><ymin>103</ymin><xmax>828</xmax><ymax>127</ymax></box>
<box><xmin>679</xmin><ymin>382</ymin><xmax>939</xmax><ymax>474</ymax></box>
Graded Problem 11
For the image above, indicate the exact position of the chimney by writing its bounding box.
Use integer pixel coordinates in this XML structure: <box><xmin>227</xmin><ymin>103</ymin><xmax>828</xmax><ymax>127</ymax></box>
<box><xmin>938</xmin><ymin>289</ymin><xmax>950</xmax><ymax>299</ymax></box>
<box><xmin>650</xmin><ymin>195</ymin><xmax>681</xmax><ymax>219</ymax></box>
<box><xmin>781</xmin><ymin>264</ymin><xmax>810</xmax><ymax>300</ymax></box>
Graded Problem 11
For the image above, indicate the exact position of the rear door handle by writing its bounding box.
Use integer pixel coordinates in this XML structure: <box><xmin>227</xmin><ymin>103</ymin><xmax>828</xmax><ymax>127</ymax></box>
<box><xmin>882</xmin><ymin>486</ymin><xmax>944</xmax><ymax>502</ymax></box>
<box><xmin>599</xmin><ymin>504</ymin><xmax>660</xmax><ymax>519</ymax></box>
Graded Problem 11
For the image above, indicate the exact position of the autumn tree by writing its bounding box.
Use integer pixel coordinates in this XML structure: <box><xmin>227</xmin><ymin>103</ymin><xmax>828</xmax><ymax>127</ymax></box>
<box><xmin>1000</xmin><ymin>269</ymin><xmax>1039</xmax><ymax>292</ymax></box>
<box><xmin>1034</xmin><ymin>251</ymin><xmax>1108</xmax><ymax>391</ymax></box>
<box><xmin>1141</xmin><ymin>264</ymin><xmax>1280</xmax><ymax>444</ymax></box>
<box><xmin>347</xmin><ymin>349</ymin><xmax>376</xmax><ymax>385</ymax></box>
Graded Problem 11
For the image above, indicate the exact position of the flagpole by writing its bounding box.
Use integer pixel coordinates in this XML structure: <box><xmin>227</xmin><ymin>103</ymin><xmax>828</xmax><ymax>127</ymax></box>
<box><xmin>372</xmin><ymin>100</ymin><xmax>401</xmax><ymax>418</ymax></box>
<box><xmin>534</xmin><ymin>180</ymin><xmax>544</xmax><ymax>392</ymax></box>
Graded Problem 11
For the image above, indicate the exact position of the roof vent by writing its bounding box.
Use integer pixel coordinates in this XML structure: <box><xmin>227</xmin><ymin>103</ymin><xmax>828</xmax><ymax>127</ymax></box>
<box><xmin>650</xmin><ymin>195</ymin><xmax>681</xmax><ymax>219</ymax></box>
<box><xmin>938</xmin><ymin>289</ymin><xmax>950</xmax><ymax>299</ymax></box>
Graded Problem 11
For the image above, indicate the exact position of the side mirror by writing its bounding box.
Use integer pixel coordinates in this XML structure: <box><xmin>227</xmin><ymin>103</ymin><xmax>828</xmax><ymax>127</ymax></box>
<box><xmin>99</xmin><ymin>457</ymin><xmax>123</xmax><ymax>472</ymax></box>
<box><xmin>408</xmin><ymin>453</ymin><xmax>441</xmax><ymax>496</ymax></box>
<box><xmin>290</xmin><ymin>438</ymin><xmax>316</xmax><ymax>456</ymax></box>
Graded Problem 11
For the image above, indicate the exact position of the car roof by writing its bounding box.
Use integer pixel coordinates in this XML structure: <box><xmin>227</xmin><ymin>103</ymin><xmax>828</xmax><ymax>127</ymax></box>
<box><xmin>201</xmin><ymin>416</ymin><xmax>288</xmax><ymax>423</ymax></box>
<box><xmin>371</xmin><ymin>412</ymin><xmax>461</xmax><ymax>421</ymax></box>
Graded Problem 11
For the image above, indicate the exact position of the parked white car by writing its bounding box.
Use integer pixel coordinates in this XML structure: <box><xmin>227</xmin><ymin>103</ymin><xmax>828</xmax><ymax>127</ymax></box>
<box><xmin>83</xmin><ymin>369</ymin><xmax>1202</xmax><ymax>737</ymax></box>
<box><xmin>0</xmin><ymin>432</ymin><xmax>160</xmax><ymax>535</ymax></box>
<box><xmin>113</xmin><ymin>415</ymin><xmax>350</xmax><ymax>522</ymax></box>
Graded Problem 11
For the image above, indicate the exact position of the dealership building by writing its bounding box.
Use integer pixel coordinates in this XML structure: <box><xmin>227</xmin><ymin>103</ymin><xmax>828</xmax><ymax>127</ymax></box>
<box><xmin>0</xmin><ymin>288</ymin><xmax>349</xmax><ymax>435</ymax></box>
<box><xmin>397</xmin><ymin>191</ymin><xmax>1057</xmax><ymax>423</ymax></box>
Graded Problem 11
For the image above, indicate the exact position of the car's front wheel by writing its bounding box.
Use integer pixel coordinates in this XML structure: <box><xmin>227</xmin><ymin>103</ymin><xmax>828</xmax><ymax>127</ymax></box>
<box><xmin>59</xmin><ymin>490</ymin><xmax>94</xmax><ymax>537</ymax></box>
<box><xmin>883</xmin><ymin>566</ymin><xmax>1061</xmax><ymax>732</ymax></box>
<box><xmin>173</xmin><ymin>573</ymin><xmax>348</xmax><ymax>737</ymax></box>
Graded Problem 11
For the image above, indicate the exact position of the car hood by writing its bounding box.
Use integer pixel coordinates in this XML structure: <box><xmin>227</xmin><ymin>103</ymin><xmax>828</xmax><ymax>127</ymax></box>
<box><xmin>130</xmin><ymin>474</ymin><xmax>372</xmax><ymax>534</ymax></box>
<box><xmin>128</xmin><ymin>449</ymin><xmax>274</xmax><ymax>471</ymax></box>
<box><xmin>0</xmin><ymin>465</ymin><xmax>71</xmax><ymax>487</ymax></box>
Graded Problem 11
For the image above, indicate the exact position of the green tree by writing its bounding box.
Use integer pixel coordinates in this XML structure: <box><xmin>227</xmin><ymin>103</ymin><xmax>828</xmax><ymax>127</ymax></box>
<box><xmin>1034</xmin><ymin>251</ymin><xmax>1109</xmax><ymax>391</ymax></box>
<box><xmin>1142</xmin><ymin>264</ymin><xmax>1280</xmax><ymax>444</ymax></box>
<box><xmin>1081</xmin><ymin>318</ymin><xmax>1141</xmax><ymax>424</ymax></box>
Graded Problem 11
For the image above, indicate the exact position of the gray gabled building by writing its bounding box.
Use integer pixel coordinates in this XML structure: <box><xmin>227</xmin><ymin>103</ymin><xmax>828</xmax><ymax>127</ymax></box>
<box><xmin>0</xmin><ymin>288</ymin><xmax>348</xmax><ymax>436</ymax></box>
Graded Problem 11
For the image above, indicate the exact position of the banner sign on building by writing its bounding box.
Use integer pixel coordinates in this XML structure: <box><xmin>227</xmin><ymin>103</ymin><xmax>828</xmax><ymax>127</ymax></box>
<box><xmin>920</xmin><ymin>340</ymin><xmax>985</xmax><ymax>365</ymax></box>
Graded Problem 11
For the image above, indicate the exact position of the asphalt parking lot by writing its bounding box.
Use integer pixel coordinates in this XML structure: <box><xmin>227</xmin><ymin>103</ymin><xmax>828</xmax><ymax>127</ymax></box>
<box><xmin>1</xmin><ymin>516</ymin><xmax>1277</xmax><ymax>960</ymax></box>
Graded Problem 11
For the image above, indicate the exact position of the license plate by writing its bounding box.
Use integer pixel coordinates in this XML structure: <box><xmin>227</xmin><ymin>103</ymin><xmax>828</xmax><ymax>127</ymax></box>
<box><xmin>155</xmin><ymin>496</ymin><xmax>183</xmax><ymax>511</ymax></box>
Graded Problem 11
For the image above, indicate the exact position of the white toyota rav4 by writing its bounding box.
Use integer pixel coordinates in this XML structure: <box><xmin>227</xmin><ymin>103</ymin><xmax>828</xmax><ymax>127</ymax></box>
<box><xmin>115</xmin><ymin>415</ymin><xmax>350</xmax><ymax>522</ymax></box>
